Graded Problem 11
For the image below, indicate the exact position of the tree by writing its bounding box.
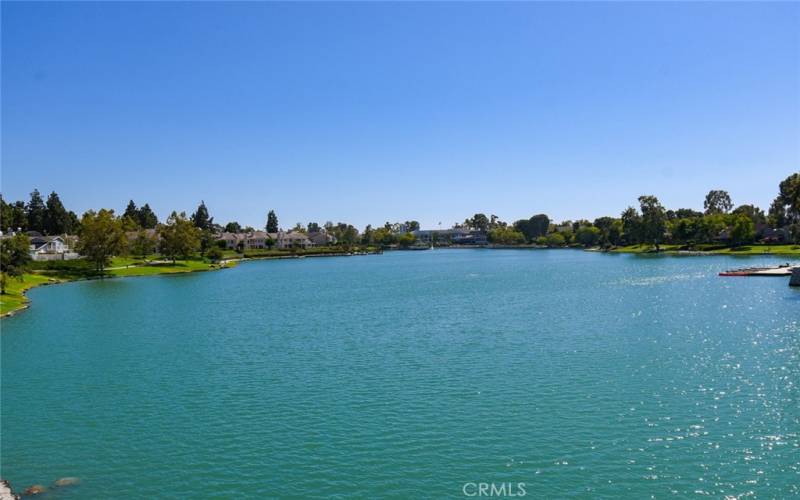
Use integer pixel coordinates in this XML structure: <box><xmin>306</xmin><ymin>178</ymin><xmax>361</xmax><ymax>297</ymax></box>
<box><xmin>544</xmin><ymin>232</ymin><xmax>566</xmax><ymax>247</ymax></box>
<box><xmin>397</xmin><ymin>232</ymin><xmax>417</xmax><ymax>248</ymax></box>
<box><xmin>123</xmin><ymin>200</ymin><xmax>139</xmax><ymax>221</ymax></box>
<box><xmin>307</xmin><ymin>222</ymin><xmax>320</xmax><ymax>233</ymax></box>
<box><xmin>732</xmin><ymin>204</ymin><xmax>766</xmax><ymax>225</ymax></box>
<box><xmin>206</xmin><ymin>246</ymin><xmax>224</xmax><ymax>263</ymax></box>
<box><xmin>0</xmin><ymin>196</ymin><xmax>12</xmax><ymax>233</ymax></box>
<box><xmin>158</xmin><ymin>212</ymin><xmax>201</xmax><ymax>263</ymax></box>
<box><xmin>404</xmin><ymin>220</ymin><xmax>420</xmax><ymax>232</ymax></box>
<box><xmin>224</xmin><ymin>222</ymin><xmax>242</xmax><ymax>233</ymax></box>
<box><xmin>513</xmin><ymin>214</ymin><xmax>550</xmax><ymax>242</ymax></box>
<box><xmin>620</xmin><ymin>207</ymin><xmax>642</xmax><ymax>245</ymax></box>
<box><xmin>266</xmin><ymin>210</ymin><xmax>279</xmax><ymax>233</ymax></box>
<box><xmin>704</xmin><ymin>190</ymin><xmax>733</xmax><ymax>215</ymax></box>
<box><xmin>729</xmin><ymin>213</ymin><xmax>755</xmax><ymax>246</ymax></box>
<box><xmin>466</xmin><ymin>213</ymin><xmax>489</xmax><ymax>232</ymax></box>
<box><xmin>575</xmin><ymin>226</ymin><xmax>601</xmax><ymax>247</ymax></box>
<box><xmin>488</xmin><ymin>227</ymin><xmax>525</xmax><ymax>245</ymax></box>
<box><xmin>137</xmin><ymin>203</ymin><xmax>159</xmax><ymax>229</ymax></box>
<box><xmin>26</xmin><ymin>189</ymin><xmax>46</xmax><ymax>233</ymax></box>
<box><xmin>0</xmin><ymin>233</ymin><xmax>31</xmax><ymax>294</ymax></box>
<box><xmin>130</xmin><ymin>229</ymin><xmax>157</xmax><ymax>258</ymax></box>
<box><xmin>638</xmin><ymin>196</ymin><xmax>666</xmax><ymax>250</ymax></box>
<box><xmin>76</xmin><ymin>209</ymin><xmax>126</xmax><ymax>273</ymax></box>
<box><xmin>775</xmin><ymin>173</ymin><xmax>800</xmax><ymax>224</ymax></box>
<box><xmin>9</xmin><ymin>201</ymin><xmax>27</xmax><ymax>232</ymax></box>
<box><xmin>43</xmin><ymin>192</ymin><xmax>72</xmax><ymax>235</ymax></box>
<box><xmin>593</xmin><ymin>216</ymin><xmax>621</xmax><ymax>247</ymax></box>
<box><xmin>191</xmin><ymin>201</ymin><xmax>212</xmax><ymax>230</ymax></box>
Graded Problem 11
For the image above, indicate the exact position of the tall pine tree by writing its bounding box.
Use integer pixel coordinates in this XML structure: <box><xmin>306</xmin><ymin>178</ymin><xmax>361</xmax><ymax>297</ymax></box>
<box><xmin>123</xmin><ymin>200</ymin><xmax>139</xmax><ymax>221</ymax></box>
<box><xmin>137</xmin><ymin>203</ymin><xmax>159</xmax><ymax>229</ymax></box>
<box><xmin>26</xmin><ymin>189</ymin><xmax>46</xmax><ymax>233</ymax></box>
<box><xmin>191</xmin><ymin>201</ymin><xmax>212</xmax><ymax>230</ymax></box>
<box><xmin>266</xmin><ymin>210</ymin><xmax>279</xmax><ymax>233</ymax></box>
<box><xmin>43</xmin><ymin>191</ymin><xmax>71</xmax><ymax>235</ymax></box>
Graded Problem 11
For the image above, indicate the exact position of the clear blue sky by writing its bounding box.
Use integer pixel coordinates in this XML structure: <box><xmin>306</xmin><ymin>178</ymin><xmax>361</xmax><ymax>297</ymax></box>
<box><xmin>2</xmin><ymin>2</ymin><xmax>798</xmax><ymax>230</ymax></box>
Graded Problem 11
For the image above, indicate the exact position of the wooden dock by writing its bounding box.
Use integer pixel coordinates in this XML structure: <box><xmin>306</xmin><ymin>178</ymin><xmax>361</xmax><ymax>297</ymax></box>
<box><xmin>719</xmin><ymin>264</ymin><xmax>796</xmax><ymax>277</ymax></box>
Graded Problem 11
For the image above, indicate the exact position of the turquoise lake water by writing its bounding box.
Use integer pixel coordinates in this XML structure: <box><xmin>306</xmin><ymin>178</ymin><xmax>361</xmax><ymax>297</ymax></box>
<box><xmin>1</xmin><ymin>249</ymin><xmax>798</xmax><ymax>498</ymax></box>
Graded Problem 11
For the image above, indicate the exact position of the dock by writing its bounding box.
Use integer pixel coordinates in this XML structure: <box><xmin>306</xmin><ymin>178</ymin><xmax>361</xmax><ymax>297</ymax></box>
<box><xmin>719</xmin><ymin>264</ymin><xmax>797</xmax><ymax>277</ymax></box>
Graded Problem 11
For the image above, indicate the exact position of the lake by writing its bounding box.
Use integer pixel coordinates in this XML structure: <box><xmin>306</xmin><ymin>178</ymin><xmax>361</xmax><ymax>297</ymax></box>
<box><xmin>1</xmin><ymin>249</ymin><xmax>798</xmax><ymax>498</ymax></box>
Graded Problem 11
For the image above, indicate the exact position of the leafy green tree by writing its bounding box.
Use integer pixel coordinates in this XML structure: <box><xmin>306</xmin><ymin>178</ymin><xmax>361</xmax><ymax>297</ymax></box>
<box><xmin>198</xmin><ymin>229</ymin><xmax>216</xmax><ymax>257</ymax></box>
<box><xmin>729</xmin><ymin>213</ymin><xmax>755</xmax><ymax>246</ymax></box>
<box><xmin>9</xmin><ymin>201</ymin><xmax>27</xmax><ymax>232</ymax></box>
<box><xmin>488</xmin><ymin>227</ymin><xmax>525</xmax><ymax>244</ymax></box>
<box><xmin>137</xmin><ymin>203</ymin><xmax>159</xmax><ymax>229</ymax></box>
<box><xmin>361</xmin><ymin>225</ymin><xmax>374</xmax><ymax>245</ymax></box>
<box><xmin>467</xmin><ymin>213</ymin><xmax>490</xmax><ymax>232</ymax></box>
<box><xmin>638</xmin><ymin>196</ymin><xmax>667</xmax><ymax>250</ymax></box>
<box><xmin>372</xmin><ymin>227</ymin><xmax>396</xmax><ymax>246</ymax></box>
<box><xmin>620</xmin><ymin>207</ymin><xmax>642</xmax><ymax>245</ymax></box>
<box><xmin>774</xmin><ymin>173</ymin><xmax>800</xmax><ymax>224</ymax></box>
<box><xmin>668</xmin><ymin>218</ymin><xmax>698</xmax><ymax>244</ymax></box>
<box><xmin>43</xmin><ymin>192</ymin><xmax>72</xmax><ymax>235</ymax></box>
<box><xmin>158</xmin><ymin>211</ymin><xmax>201</xmax><ymax>263</ymax></box>
<box><xmin>191</xmin><ymin>201</ymin><xmax>212</xmax><ymax>230</ymax></box>
<box><xmin>307</xmin><ymin>222</ymin><xmax>320</xmax><ymax>233</ymax></box>
<box><xmin>731</xmin><ymin>204</ymin><xmax>765</xmax><ymax>225</ymax></box>
<box><xmin>0</xmin><ymin>233</ymin><xmax>31</xmax><ymax>294</ymax></box>
<box><xmin>695</xmin><ymin>214</ymin><xmax>727</xmax><ymax>243</ymax></box>
<box><xmin>513</xmin><ymin>214</ymin><xmax>550</xmax><ymax>242</ymax></box>
<box><xmin>130</xmin><ymin>229</ymin><xmax>157</xmax><ymax>258</ymax></box>
<box><xmin>224</xmin><ymin>222</ymin><xmax>242</xmax><ymax>233</ymax></box>
<box><xmin>76</xmin><ymin>209</ymin><xmax>126</xmax><ymax>272</ymax></box>
<box><xmin>266</xmin><ymin>210</ymin><xmax>279</xmax><ymax>233</ymax></box>
<box><xmin>0</xmin><ymin>196</ymin><xmax>12</xmax><ymax>233</ymax></box>
<box><xmin>592</xmin><ymin>216</ymin><xmax>621</xmax><ymax>247</ymax></box>
<box><xmin>339</xmin><ymin>224</ymin><xmax>359</xmax><ymax>245</ymax></box>
<box><xmin>26</xmin><ymin>189</ymin><xmax>46</xmax><ymax>233</ymax></box>
<box><xmin>544</xmin><ymin>232</ymin><xmax>566</xmax><ymax>247</ymax></box>
<box><xmin>575</xmin><ymin>226</ymin><xmax>601</xmax><ymax>247</ymax></box>
<box><xmin>704</xmin><ymin>190</ymin><xmax>733</xmax><ymax>215</ymax></box>
<box><xmin>206</xmin><ymin>246</ymin><xmax>224</xmax><ymax>263</ymax></box>
<box><xmin>675</xmin><ymin>208</ymin><xmax>703</xmax><ymax>219</ymax></box>
<box><xmin>767</xmin><ymin>197</ymin><xmax>787</xmax><ymax>227</ymax></box>
<box><xmin>404</xmin><ymin>220</ymin><xmax>420</xmax><ymax>231</ymax></box>
<box><xmin>397</xmin><ymin>232</ymin><xmax>417</xmax><ymax>248</ymax></box>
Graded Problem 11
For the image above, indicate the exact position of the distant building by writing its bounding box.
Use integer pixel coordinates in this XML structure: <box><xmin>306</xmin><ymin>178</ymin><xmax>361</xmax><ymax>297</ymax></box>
<box><xmin>216</xmin><ymin>230</ymin><xmax>315</xmax><ymax>250</ymax></box>
<box><xmin>413</xmin><ymin>228</ymin><xmax>488</xmax><ymax>246</ymax></box>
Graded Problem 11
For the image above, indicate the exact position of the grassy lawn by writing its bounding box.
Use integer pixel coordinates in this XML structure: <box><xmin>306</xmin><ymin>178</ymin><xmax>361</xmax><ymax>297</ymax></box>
<box><xmin>610</xmin><ymin>244</ymin><xmax>683</xmax><ymax>253</ymax></box>
<box><xmin>0</xmin><ymin>273</ymin><xmax>60</xmax><ymax>316</ymax></box>
<box><xmin>611</xmin><ymin>243</ymin><xmax>800</xmax><ymax>255</ymax></box>
<box><xmin>2</xmin><ymin>256</ymin><xmax>235</xmax><ymax>317</ymax></box>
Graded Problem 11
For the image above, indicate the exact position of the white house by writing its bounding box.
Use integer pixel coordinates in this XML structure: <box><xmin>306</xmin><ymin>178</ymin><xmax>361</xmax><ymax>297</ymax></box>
<box><xmin>29</xmin><ymin>235</ymin><xmax>79</xmax><ymax>261</ymax></box>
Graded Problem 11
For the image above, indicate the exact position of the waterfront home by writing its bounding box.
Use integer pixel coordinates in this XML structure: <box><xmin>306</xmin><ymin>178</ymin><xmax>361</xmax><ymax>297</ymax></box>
<box><xmin>246</xmin><ymin>231</ymin><xmax>270</xmax><ymax>249</ymax></box>
<box><xmin>268</xmin><ymin>231</ymin><xmax>313</xmax><ymax>249</ymax></box>
<box><xmin>218</xmin><ymin>232</ymin><xmax>245</xmax><ymax>250</ymax></box>
<box><xmin>413</xmin><ymin>228</ymin><xmax>488</xmax><ymax>246</ymax></box>
<box><xmin>308</xmin><ymin>230</ymin><xmax>336</xmax><ymax>246</ymax></box>
<box><xmin>216</xmin><ymin>231</ymin><xmax>313</xmax><ymax>250</ymax></box>
<box><xmin>29</xmin><ymin>235</ymin><xmax>79</xmax><ymax>261</ymax></box>
<box><xmin>760</xmin><ymin>227</ymin><xmax>790</xmax><ymax>244</ymax></box>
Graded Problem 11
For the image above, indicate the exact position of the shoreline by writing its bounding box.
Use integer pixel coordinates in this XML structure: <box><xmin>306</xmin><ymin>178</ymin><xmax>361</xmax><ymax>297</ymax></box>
<box><xmin>2</xmin><ymin>245</ymin><xmax>796</xmax><ymax>319</ymax></box>
<box><xmin>0</xmin><ymin>249</ymin><xmax>382</xmax><ymax>320</ymax></box>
